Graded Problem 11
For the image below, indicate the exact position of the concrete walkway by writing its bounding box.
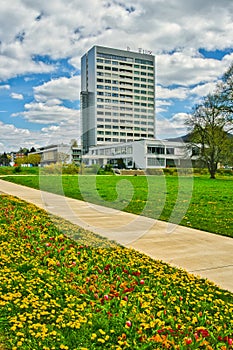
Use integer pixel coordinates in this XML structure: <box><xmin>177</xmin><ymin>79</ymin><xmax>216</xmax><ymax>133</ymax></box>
<box><xmin>0</xmin><ymin>179</ymin><xmax>232</xmax><ymax>293</ymax></box>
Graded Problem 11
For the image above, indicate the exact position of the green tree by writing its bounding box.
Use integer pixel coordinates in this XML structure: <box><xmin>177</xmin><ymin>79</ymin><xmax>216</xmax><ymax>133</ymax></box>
<box><xmin>27</xmin><ymin>154</ymin><xmax>41</xmax><ymax>166</ymax></box>
<box><xmin>15</xmin><ymin>156</ymin><xmax>27</xmax><ymax>166</ymax></box>
<box><xmin>186</xmin><ymin>63</ymin><xmax>233</xmax><ymax>179</ymax></box>
<box><xmin>0</xmin><ymin>152</ymin><xmax>10</xmax><ymax>166</ymax></box>
<box><xmin>218</xmin><ymin>62</ymin><xmax>233</xmax><ymax>115</ymax></box>
<box><xmin>186</xmin><ymin>93</ymin><xmax>233</xmax><ymax>179</ymax></box>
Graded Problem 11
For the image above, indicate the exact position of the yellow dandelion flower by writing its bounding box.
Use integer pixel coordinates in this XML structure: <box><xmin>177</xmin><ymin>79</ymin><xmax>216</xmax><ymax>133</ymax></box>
<box><xmin>97</xmin><ymin>338</ymin><xmax>105</xmax><ymax>343</ymax></box>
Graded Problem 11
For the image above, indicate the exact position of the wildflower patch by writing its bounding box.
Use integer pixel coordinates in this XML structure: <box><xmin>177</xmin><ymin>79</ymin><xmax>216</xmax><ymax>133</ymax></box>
<box><xmin>0</xmin><ymin>195</ymin><xmax>232</xmax><ymax>349</ymax></box>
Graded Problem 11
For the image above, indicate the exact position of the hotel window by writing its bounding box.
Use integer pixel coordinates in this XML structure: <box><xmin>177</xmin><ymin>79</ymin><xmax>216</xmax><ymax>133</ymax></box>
<box><xmin>166</xmin><ymin>148</ymin><xmax>175</xmax><ymax>155</ymax></box>
<box><xmin>147</xmin><ymin>146</ymin><xmax>165</xmax><ymax>155</ymax></box>
<box><xmin>147</xmin><ymin>158</ymin><xmax>165</xmax><ymax>166</ymax></box>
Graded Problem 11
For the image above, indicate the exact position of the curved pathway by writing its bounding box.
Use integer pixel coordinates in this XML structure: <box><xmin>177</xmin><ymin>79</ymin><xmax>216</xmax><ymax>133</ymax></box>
<box><xmin>0</xmin><ymin>179</ymin><xmax>232</xmax><ymax>293</ymax></box>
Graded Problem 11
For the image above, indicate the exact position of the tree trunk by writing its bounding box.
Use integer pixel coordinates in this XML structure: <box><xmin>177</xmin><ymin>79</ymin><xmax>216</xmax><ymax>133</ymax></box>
<box><xmin>209</xmin><ymin>162</ymin><xmax>217</xmax><ymax>179</ymax></box>
<box><xmin>210</xmin><ymin>172</ymin><xmax>216</xmax><ymax>179</ymax></box>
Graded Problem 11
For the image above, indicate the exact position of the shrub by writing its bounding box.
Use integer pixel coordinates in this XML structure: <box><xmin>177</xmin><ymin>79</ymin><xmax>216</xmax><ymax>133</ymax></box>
<box><xmin>13</xmin><ymin>166</ymin><xmax>21</xmax><ymax>173</ymax></box>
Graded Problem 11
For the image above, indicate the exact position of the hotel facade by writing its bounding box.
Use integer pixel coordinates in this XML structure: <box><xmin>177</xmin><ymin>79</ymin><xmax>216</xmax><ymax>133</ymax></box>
<box><xmin>80</xmin><ymin>45</ymin><xmax>156</xmax><ymax>153</ymax></box>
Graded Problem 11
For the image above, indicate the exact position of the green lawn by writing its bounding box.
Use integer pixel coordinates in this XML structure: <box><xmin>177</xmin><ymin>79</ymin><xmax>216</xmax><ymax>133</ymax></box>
<box><xmin>2</xmin><ymin>174</ymin><xmax>233</xmax><ymax>238</ymax></box>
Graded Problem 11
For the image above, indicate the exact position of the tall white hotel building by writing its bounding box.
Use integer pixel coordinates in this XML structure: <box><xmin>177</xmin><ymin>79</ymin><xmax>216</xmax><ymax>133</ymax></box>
<box><xmin>80</xmin><ymin>45</ymin><xmax>155</xmax><ymax>153</ymax></box>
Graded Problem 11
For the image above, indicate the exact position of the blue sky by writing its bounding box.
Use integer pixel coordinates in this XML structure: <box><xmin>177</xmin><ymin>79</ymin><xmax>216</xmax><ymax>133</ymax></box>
<box><xmin>0</xmin><ymin>0</ymin><xmax>232</xmax><ymax>152</ymax></box>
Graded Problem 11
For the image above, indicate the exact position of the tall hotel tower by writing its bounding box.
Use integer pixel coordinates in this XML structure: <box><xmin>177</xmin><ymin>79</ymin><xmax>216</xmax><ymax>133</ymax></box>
<box><xmin>80</xmin><ymin>45</ymin><xmax>155</xmax><ymax>153</ymax></box>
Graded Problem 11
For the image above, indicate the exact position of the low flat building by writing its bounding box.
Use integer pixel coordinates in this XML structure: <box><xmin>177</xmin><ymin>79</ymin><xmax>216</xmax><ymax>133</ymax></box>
<box><xmin>82</xmin><ymin>139</ymin><xmax>192</xmax><ymax>169</ymax></box>
<box><xmin>33</xmin><ymin>144</ymin><xmax>82</xmax><ymax>166</ymax></box>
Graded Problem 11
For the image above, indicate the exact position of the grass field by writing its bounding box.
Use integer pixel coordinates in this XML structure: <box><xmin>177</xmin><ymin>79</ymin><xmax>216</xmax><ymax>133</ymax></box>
<box><xmin>2</xmin><ymin>174</ymin><xmax>233</xmax><ymax>238</ymax></box>
<box><xmin>0</xmin><ymin>195</ymin><xmax>232</xmax><ymax>350</ymax></box>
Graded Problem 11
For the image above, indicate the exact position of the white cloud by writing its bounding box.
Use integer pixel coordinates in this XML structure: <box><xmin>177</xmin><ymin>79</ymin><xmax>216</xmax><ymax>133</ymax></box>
<box><xmin>0</xmin><ymin>85</ymin><xmax>10</xmax><ymax>90</ymax></box>
<box><xmin>0</xmin><ymin>0</ymin><xmax>232</xmax><ymax>81</ymax></box>
<box><xmin>34</xmin><ymin>75</ymin><xmax>81</xmax><ymax>101</ymax></box>
<box><xmin>11</xmin><ymin>92</ymin><xmax>24</xmax><ymax>100</ymax></box>
<box><xmin>156</xmin><ymin>113</ymin><xmax>190</xmax><ymax>139</ymax></box>
<box><xmin>0</xmin><ymin>119</ymin><xmax>80</xmax><ymax>152</ymax></box>
<box><xmin>0</xmin><ymin>121</ymin><xmax>32</xmax><ymax>152</ymax></box>
<box><xmin>190</xmin><ymin>82</ymin><xmax>218</xmax><ymax>97</ymax></box>
<box><xmin>156</xmin><ymin>85</ymin><xmax>188</xmax><ymax>100</ymax></box>
<box><xmin>12</xmin><ymin>101</ymin><xmax>79</xmax><ymax>124</ymax></box>
<box><xmin>0</xmin><ymin>0</ymin><xmax>232</xmax><ymax>150</ymax></box>
<box><xmin>156</xmin><ymin>51</ymin><xmax>229</xmax><ymax>87</ymax></box>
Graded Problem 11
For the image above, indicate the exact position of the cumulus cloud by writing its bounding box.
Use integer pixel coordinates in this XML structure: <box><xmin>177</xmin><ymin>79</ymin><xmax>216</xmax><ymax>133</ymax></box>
<box><xmin>156</xmin><ymin>85</ymin><xmax>188</xmax><ymax>100</ymax></box>
<box><xmin>0</xmin><ymin>0</ymin><xmax>232</xmax><ymax>81</ymax></box>
<box><xmin>34</xmin><ymin>75</ymin><xmax>81</xmax><ymax>101</ymax></box>
<box><xmin>156</xmin><ymin>51</ymin><xmax>228</xmax><ymax>87</ymax></box>
<box><xmin>156</xmin><ymin>113</ymin><xmax>190</xmax><ymax>139</ymax></box>
<box><xmin>12</xmin><ymin>101</ymin><xmax>79</xmax><ymax>124</ymax></box>
<box><xmin>0</xmin><ymin>85</ymin><xmax>10</xmax><ymax>90</ymax></box>
<box><xmin>0</xmin><ymin>0</ymin><xmax>232</xmax><ymax>150</ymax></box>
<box><xmin>11</xmin><ymin>92</ymin><xmax>24</xmax><ymax>100</ymax></box>
<box><xmin>0</xmin><ymin>121</ymin><xmax>32</xmax><ymax>152</ymax></box>
<box><xmin>0</xmin><ymin>119</ymin><xmax>80</xmax><ymax>152</ymax></box>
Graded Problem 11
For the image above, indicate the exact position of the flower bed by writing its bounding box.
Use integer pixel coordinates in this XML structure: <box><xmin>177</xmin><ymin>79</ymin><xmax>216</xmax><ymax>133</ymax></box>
<box><xmin>0</xmin><ymin>195</ymin><xmax>232</xmax><ymax>349</ymax></box>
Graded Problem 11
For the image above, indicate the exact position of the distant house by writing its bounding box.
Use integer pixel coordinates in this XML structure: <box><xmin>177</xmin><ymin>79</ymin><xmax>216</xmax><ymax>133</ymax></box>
<box><xmin>32</xmin><ymin>144</ymin><xmax>82</xmax><ymax>166</ymax></box>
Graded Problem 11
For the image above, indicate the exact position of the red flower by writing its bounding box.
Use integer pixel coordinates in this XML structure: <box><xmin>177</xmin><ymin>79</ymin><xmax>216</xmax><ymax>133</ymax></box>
<box><xmin>185</xmin><ymin>337</ymin><xmax>192</xmax><ymax>345</ymax></box>
<box><xmin>125</xmin><ymin>321</ymin><xmax>132</xmax><ymax>327</ymax></box>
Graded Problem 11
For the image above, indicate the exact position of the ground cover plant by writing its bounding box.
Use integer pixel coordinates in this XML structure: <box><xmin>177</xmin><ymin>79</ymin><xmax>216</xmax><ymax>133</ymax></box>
<box><xmin>2</xmin><ymin>174</ymin><xmax>233</xmax><ymax>237</ymax></box>
<box><xmin>0</xmin><ymin>195</ymin><xmax>233</xmax><ymax>349</ymax></box>
<box><xmin>0</xmin><ymin>166</ymin><xmax>39</xmax><ymax>176</ymax></box>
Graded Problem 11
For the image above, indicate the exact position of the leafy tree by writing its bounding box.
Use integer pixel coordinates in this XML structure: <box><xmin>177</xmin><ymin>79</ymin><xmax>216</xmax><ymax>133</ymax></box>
<box><xmin>18</xmin><ymin>147</ymin><xmax>29</xmax><ymax>155</ymax></box>
<box><xmin>0</xmin><ymin>152</ymin><xmax>10</xmax><ymax>166</ymax></box>
<box><xmin>186</xmin><ymin>93</ymin><xmax>233</xmax><ymax>179</ymax></box>
<box><xmin>15</xmin><ymin>156</ymin><xmax>27</xmax><ymax>166</ymax></box>
<box><xmin>218</xmin><ymin>62</ymin><xmax>233</xmax><ymax>115</ymax></box>
<box><xmin>186</xmin><ymin>63</ymin><xmax>233</xmax><ymax>179</ymax></box>
<box><xmin>27</xmin><ymin>154</ymin><xmax>41</xmax><ymax>166</ymax></box>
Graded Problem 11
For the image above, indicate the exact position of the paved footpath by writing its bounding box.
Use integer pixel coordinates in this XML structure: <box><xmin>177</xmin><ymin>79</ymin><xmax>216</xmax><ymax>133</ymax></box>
<box><xmin>0</xmin><ymin>179</ymin><xmax>233</xmax><ymax>293</ymax></box>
